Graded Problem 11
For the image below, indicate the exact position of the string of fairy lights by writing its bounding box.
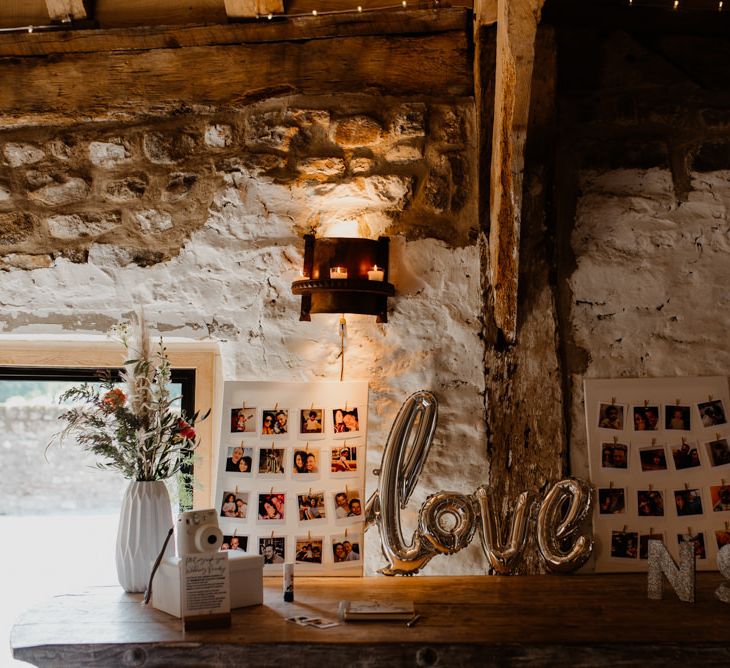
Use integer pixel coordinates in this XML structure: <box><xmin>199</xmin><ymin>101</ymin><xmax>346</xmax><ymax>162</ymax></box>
<box><xmin>2</xmin><ymin>0</ymin><xmax>729</xmax><ymax>34</ymax></box>
<box><xmin>0</xmin><ymin>1</ymin><xmax>446</xmax><ymax>35</ymax></box>
<box><xmin>626</xmin><ymin>0</ymin><xmax>725</xmax><ymax>10</ymax></box>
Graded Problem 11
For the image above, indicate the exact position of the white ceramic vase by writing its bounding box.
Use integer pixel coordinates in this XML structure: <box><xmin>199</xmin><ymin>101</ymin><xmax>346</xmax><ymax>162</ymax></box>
<box><xmin>115</xmin><ymin>480</ymin><xmax>174</xmax><ymax>593</ymax></box>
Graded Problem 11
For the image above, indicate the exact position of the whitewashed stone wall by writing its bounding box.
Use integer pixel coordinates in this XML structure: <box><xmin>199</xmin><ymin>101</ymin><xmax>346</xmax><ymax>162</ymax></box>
<box><xmin>0</xmin><ymin>96</ymin><xmax>489</xmax><ymax>574</ymax></box>
<box><xmin>569</xmin><ymin>167</ymin><xmax>730</xmax><ymax>476</ymax></box>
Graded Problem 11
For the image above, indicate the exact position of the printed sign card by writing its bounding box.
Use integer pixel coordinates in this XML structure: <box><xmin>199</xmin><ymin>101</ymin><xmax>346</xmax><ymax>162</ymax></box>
<box><xmin>180</xmin><ymin>552</ymin><xmax>231</xmax><ymax>630</ymax></box>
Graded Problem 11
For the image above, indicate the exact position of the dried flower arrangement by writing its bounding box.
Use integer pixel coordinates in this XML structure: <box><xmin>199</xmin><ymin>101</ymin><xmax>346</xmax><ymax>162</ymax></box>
<box><xmin>55</xmin><ymin>315</ymin><xmax>209</xmax><ymax>482</ymax></box>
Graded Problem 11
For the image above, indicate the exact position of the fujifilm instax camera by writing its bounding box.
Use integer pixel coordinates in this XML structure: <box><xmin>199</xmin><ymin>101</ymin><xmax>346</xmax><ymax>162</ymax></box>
<box><xmin>176</xmin><ymin>509</ymin><xmax>224</xmax><ymax>556</ymax></box>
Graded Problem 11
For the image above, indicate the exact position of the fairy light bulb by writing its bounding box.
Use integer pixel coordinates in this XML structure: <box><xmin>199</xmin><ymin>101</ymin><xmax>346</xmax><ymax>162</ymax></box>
<box><xmin>357</xmin><ymin>5</ymin><xmax>363</xmax><ymax>11</ymax></box>
<box><xmin>312</xmin><ymin>9</ymin><xmax>317</xmax><ymax>15</ymax></box>
<box><xmin>673</xmin><ymin>0</ymin><xmax>678</xmax><ymax>8</ymax></box>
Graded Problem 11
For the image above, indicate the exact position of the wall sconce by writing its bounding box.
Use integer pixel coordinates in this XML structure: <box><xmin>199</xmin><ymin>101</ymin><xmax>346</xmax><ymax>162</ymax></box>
<box><xmin>291</xmin><ymin>234</ymin><xmax>394</xmax><ymax>323</ymax></box>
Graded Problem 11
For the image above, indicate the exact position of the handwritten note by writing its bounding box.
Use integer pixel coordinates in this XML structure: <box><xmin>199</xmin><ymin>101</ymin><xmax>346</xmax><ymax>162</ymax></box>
<box><xmin>180</xmin><ymin>553</ymin><xmax>230</xmax><ymax>627</ymax></box>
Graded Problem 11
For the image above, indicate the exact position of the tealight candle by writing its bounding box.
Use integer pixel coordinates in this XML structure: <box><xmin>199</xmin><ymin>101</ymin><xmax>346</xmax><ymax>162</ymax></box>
<box><xmin>330</xmin><ymin>266</ymin><xmax>348</xmax><ymax>279</ymax></box>
<box><xmin>367</xmin><ymin>265</ymin><xmax>384</xmax><ymax>282</ymax></box>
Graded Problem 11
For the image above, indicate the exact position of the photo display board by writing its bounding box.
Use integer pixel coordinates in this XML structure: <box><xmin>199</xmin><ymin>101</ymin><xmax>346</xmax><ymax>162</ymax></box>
<box><xmin>213</xmin><ymin>381</ymin><xmax>368</xmax><ymax>576</ymax></box>
<box><xmin>584</xmin><ymin>376</ymin><xmax>730</xmax><ymax>572</ymax></box>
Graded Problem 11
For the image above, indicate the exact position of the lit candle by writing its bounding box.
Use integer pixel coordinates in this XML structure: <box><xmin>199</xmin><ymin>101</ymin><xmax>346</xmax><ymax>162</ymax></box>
<box><xmin>367</xmin><ymin>265</ymin><xmax>384</xmax><ymax>282</ymax></box>
<box><xmin>330</xmin><ymin>266</ymin><xmax>348</xmax><ymax>279</ymax></box>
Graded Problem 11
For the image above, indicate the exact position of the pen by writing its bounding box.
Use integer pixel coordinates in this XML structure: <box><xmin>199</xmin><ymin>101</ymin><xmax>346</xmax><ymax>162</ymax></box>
<box><xmin>406</xmin><ymin>614</ymin><xmax>421</xmax><ymax>628</ymax></box>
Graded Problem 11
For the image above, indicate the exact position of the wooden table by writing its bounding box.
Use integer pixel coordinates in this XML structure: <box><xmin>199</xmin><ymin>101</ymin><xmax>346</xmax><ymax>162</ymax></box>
<box><xmin>11</xmin><ymin>574</ymin><xmax>730</xmax><ymax>667</ymax></box>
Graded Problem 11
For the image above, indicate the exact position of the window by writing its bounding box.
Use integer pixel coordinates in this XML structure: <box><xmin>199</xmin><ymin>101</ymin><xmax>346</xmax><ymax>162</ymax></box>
<box><xmin>0</xmin><ymin>339</ymin><xmax>219</xmax><ymax>667</ymax></box>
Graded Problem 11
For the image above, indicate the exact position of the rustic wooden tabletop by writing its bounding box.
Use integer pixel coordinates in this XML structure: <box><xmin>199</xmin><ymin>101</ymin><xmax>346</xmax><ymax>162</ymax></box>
<box><xmin>11</xmin><ymin>574</ymin><xmax>730</xmax><ymax>667</ymax></box>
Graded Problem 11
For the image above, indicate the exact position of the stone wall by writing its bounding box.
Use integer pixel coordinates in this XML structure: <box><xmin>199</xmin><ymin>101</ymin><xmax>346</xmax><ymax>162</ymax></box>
<box><xmin>0</xmin><ymin>94</ymin><xmax>489</xmax><ymax>574</ymax></box>
<box><xmin>0</xmin><ymin>402</ymin><xmax>126</xmax><ymax>514</ymax></box>
<box><xmin>555</xmin><ymin>27</ymin><xmax>730</xmax><ymax>477</ymax></box>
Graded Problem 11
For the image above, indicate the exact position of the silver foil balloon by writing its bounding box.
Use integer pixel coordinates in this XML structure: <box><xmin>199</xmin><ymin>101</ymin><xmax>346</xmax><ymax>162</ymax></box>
<box><xmin>419</xmin><ymin>491</ymin><xmax>478</xmax><ymax>555</ymax></box>
<box><xmin>715</xmin><ymin>545</ymin><xmax>730</xmax><ymax>604</ymax></box>
<box><xmin>475</xmin><ymin>486</ymin><xmax>533</xmax><ymax>574</ymax></box>
<box><xmin>536</xmin><ymin>477</ymin><xmax>593</xmax><ymax>573</ymax></box>
<box><xmin>648</xmin><ymin>539</ymin><xmax>695</xmax><ymax>602</ymax></box>
<box><xmin>365</xmin><ymin>390</ymin><xmax>439</xmax><ymax>575</ymax></box>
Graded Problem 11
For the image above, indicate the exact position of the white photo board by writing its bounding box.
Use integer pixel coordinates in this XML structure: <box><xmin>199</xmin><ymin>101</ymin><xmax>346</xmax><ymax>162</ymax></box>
<box><xmin>584</xmin><ymin>376</ymin><xmax>730</xmax><ymax>572</ymax></box>
<box><xmin>213</xmin><ymin>381</ymin><xmax>368</xmax><ymax>576</ymax></box>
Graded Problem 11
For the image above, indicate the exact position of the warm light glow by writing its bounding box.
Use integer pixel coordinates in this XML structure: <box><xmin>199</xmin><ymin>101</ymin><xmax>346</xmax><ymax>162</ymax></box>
<box><xmin>673</xmin><ymin>0</ymin><xmax>678</xmax><ymax>8</ymax></box>
<box><xmin>330</xmin><ymin>267</ymin><xmax>348</xmax><ymax>279</ymax></box>
<box><xmin>321</xmin><ymin>219</ymin><xmax>360</xmax><ymax>237</ymax></box>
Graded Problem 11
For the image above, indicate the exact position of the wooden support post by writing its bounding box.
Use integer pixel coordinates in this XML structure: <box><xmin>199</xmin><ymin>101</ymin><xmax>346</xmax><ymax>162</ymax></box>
<box><xmin>223</xmin><ymin>0</ymin><xmax>284</xmax><ymax>19</ymax></box>
<box><xmin>45</xmin><ymin>0</ymin><xmax>88</xmax><ymax>22</ymax></box>
<box><xmin>487</xmin><ymin>0</ymin><xmax>544</xmax><ymax>343</ymax></box>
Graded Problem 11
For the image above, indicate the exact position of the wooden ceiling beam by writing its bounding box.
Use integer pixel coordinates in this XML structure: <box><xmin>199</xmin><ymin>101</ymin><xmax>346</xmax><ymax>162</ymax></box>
<box><xmin>0</xmin><ymin>28</ymin><xmax>471</xmax><ymax>125</ymax></box>
<box><xmin>44</xmin><ymin>0</ymin><xmax>88</xmax><ymax>23</ymax></box>
<box><xmin>0</xmin><ymin>8</ymin><xmax>468</xmax><ymax>57</ymax></box>
<box><xmin>223</xmin><ymin>0</ymin><xmax>284</xmax><ymax>19</ymax></box>
<box><xmin>0</xmin><ymin>0</ymin><xmax>473</xmax><ymax>30</ymax></box>
<box><xmin>487</xmin><ymin>0</ymin><xmax>544</xmax><ymax>343</ymax></box>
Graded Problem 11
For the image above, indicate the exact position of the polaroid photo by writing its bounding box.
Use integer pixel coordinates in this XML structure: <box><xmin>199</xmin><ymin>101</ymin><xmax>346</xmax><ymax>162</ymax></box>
<box><xmin>632</xmin><ymin>405</ymin><xmax>660</xmax><ymax>432</ymax></box>
<box><xmin>710</xmin><ymin>484</ymin><xmax>730</xmax><ymax>512</ymax></box>
<box><xmin>706</xmin><ymin>438</ymin><xmax>730</xmax><ymax>468</ymax></box>
<box><xmin>286</xmin><ymin>616</ymin><xmax>313</xmax><ymax>626</ymax></box>
<box><xmin>637</xmin><ymin>489</ymin><xmax>664</xmax><ymax>517</ymax></box>
<box><xmin>331</xmin><ymin>444</ymin><xmax>358</xmax><ymax>475</ymax></box>
<box><xmin>610</xmin><ymin>530</ymin><xmax>638</xmax><ymax>559</ymax></box>
<box><xmin>297</xmin><ymin>491</ymin><xmax>326</xmax><ymax>522</ymax></box>
<box><xmin>674</xmin><ymin>488</ymin><xmax>704</xmax><ymax>516</ymax></box>
<box><xmin>221</xmin><ymin>535</ymin><xmax>248</xmax><ymax>552</ymax></box>
<box><xmin>262</xmin><ymin>408</ymin><xmax>289</xmax><ymax>437</ymax></box>
<box><xmin>332</xmin><ymin>488</ymin><xmax>362</xmax><ymax>522</ymax></box>
<box><xmin>597</xmin><ymin>487</ymin><xmax>625</xmax><ymax>514</ymax></box>
<box><xmin>639</xmin><ymin>533</ymin><xmax>664</xmax><ymax>560</ymax></box>
<box><xmin>332</xmin><ymin>407</ymin><xmax>361</xmax><ymax>437</ymax></box>
<box><xmin>259</xmin><ymin>536</ymin><xmax>285</xmax><ymax>564</ymax></box>
<box><xmin>678</xmin><ymin>532</ymin><xmax>706</xmax><ymax>559</ymax></box>
<box><xmin>715</xmin><ymin>530</ymin><xmax>730</xmax><ymax>550</ymax></box>
<box><xmin>219</xmin><ymin>491</ymin><xmax>249</xmax><ymax>520</ymax></box>
<box><xmin>331</xmin><ymin>534</ymin><xmax>361</xmax><ymax>564</ymax></box>
<box><xmin>665</xmin><ymin>404</ymin><xmax>691</xmax><ymax>431</ymax></box>
<box><xmin>257</xmin><ymin>492</ymin><xmax>286</xmax><ymax>521</ymax></box>
<box><xmin>224</xmin><ymin>446</ymin><xmax>253</xmax><ymax>474</ymax></box>
<box><xmin>292</xmin><ymin>448</ymin><xmax>320</xmax><ymax>477</ymax></box>
<box><xmin>295</xmin><ymin>537</ymin><xmax>324</xmax><ymax>564</ymax></box>
<box><xmin>671</xmin><ymin>441</ymin><xmax>701</xmax><ymax>470</ymax></box>
<box><xmin>306</xmin><ymin>618</ymin><xmax>340</xmax><ymax>629</ymax></box>
<box><xmin>698</xmin><ymin>399</ymin><xmax>727</xmax><ymax>428</ymax></box>
<box><xmin>300</xmin><ymin>408</ymin><xmax>324</xmax><ymax>436</ymax></box>
<box><xmin>230</xmin><ymin>406</ymin><xmax>256</xmax><ymax>433</ymax></box>
<box><xmin>601</xmin><ymin>442</ymin><xmax>629</xmax><ymax>470</ymax></box>
<box><xmin>258</xmin><ymin>447</ymin><xmax>285</xmax><ymax>475</ymax></box>
<box><xmin>598</xmin><ymin>403</ymin><xmax>625</xmax><ymax>430</ymax></box>
<box><xmin>639</xmin><ymin>446</ymin><xmax>668</xmax><ymax>472</ymax></box>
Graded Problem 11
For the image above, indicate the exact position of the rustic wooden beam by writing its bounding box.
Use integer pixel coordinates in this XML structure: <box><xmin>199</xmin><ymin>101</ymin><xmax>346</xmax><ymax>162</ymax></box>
<box><xmin>0</xmin><ymin>8</ymin><xmax>469</xmax><ymax>57</ymax></box>
<box><xmin>0</xmin><ymin>29</ymin><xmax>471</xmax><ymax>124</ymax></box>
<box><xmin>487</xmin><ymin>0</ymin><xmax>544</xmax><ymax>343</ymax></box>
<box><xmin>44</xmin><ymin>0</ymin><xmax>87</xmax><ymax>23</ymax></box>
<box><xmin>223</xmin><ymin>0</ymin><xmax>284</xmax><ymax>19</ymax></box>
<box><xmin>0</xmin><ymin>0</ymin><xmax>473</xmax><ymax>30</ymax></box>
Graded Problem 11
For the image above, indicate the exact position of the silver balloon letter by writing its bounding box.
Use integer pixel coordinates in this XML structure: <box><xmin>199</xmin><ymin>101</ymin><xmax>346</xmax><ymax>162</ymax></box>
<box><xmin>419</xmin><ymin>492</ymin><xmax>478</xmax><ymax>555</ymax></box>
<box><xmin>475</xmin><ymin>487</ymin><xmax>532</xmax><ymax>574</ymax></box>
<box><xmin>365</xmin><ymin>390</ymin><xmax>439</xmax><ymax>575</ymax></box>
<box><xmin>715</xmin><ymin>544</ymin><xmax>730</xmax><ymax>604</ymax></box>
<box><xmin>536</xmin><ymin>478</ymin><xmax>593</xmax><ymax>573</ymax></box>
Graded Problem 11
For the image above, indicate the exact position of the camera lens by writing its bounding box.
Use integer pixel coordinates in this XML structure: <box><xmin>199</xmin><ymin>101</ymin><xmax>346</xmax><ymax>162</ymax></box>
<box><xmin>207</xmin><ymin>535</ymin><xmax>217</xmax><ymax>545</ymax></box>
